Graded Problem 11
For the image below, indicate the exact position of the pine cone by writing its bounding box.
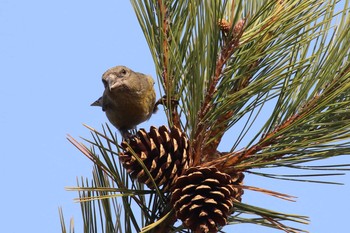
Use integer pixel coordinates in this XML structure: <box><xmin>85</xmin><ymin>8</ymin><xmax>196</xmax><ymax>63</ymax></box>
<box><xmin>218</xmin><ymin>19</ymin><xmax>231</xmax><ymax>33</ymax></box>
<box><xmin>171</xmin><ymin>166</ymin><xmax>244</xmax><ymax>233</ymax></box>
<box><xmin>119</xmin><ymin>125</ymin><xmax>191</xmax><ymax>191</ymax></box>
<box><xmin>233</xmin><ymin>18</ymin><xmax>245</xmax><ymax>35</ymax></box>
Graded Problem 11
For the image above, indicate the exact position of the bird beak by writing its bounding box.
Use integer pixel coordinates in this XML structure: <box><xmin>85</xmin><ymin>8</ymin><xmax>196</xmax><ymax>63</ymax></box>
<box><xmin>102</xmin><ymin>77</ymin><xmax>114</xmax><ymax>91</ymax></box>
<box><xmin>104</xmin><ymin>73</ymin><xmax>122</xmax><ymax>91</ymax></box>
<box><xmin>108</xmin><ymin>79</ymin><xmax>115</xmax><ymax>91</ymax></box>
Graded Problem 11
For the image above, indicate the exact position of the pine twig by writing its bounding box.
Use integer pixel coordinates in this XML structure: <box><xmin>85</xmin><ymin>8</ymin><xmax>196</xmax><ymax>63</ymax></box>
<box><xmin>192</xmin><ymin>19</ymin><xmax>245</xmax><ymax>165</ymax></box>
<box><xmin>157</xmin><ymin>0</ymin><xmax>169</xmax><ymax>86</ymax></box>
<box><xmin>156</xmin><ymin>0</ymin><xmax>181</xmax><ymax>130</ymax></box>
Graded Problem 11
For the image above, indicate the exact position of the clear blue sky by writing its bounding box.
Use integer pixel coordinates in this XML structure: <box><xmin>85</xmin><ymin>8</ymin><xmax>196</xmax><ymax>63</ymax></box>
<box><xmin>1</xmin><ymin>1</ymin><xmax>349</xmax><ymax>232</ymax></box>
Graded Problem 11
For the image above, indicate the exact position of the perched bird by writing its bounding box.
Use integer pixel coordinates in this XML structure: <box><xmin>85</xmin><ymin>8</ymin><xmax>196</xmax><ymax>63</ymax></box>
<box><xmin>91</xmin><ymin>65</ymin><xmax>156</xmax><ymax>138</ymax></box>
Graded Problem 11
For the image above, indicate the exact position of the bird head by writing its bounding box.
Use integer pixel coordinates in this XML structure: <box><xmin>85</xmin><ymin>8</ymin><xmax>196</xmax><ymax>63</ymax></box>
<box><xmin>102</xmin><ymin>66</ymin><xmax>131</xmax><ymax>91</ymax></box>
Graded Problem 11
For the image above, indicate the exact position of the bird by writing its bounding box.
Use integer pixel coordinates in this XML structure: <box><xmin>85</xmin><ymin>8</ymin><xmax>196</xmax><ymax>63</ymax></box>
<box><xmin>91</xmin><ymin>65</ymin><xmax>156</xmax><ymax>138</ymax></box>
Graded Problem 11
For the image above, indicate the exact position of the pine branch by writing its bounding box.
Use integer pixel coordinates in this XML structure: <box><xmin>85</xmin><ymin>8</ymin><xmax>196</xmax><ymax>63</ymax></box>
<box><xmin>64</xmin><ymin>1</ymin><xmax>350</xmax><ymax>232</ymax></box>
<box><xmin>193</xmin><ymin>18</ymin><xmax>247</xmax><ymax>164</ymax></box>
<box><xmin>206</xmin><ymin>60</ymin><xmax>350</xmax><ymax>174</ymax></box>
<box><xmin>195</xmin><ymin>1</ymin><xmax>298</xmax><ymax>164</ymax></box>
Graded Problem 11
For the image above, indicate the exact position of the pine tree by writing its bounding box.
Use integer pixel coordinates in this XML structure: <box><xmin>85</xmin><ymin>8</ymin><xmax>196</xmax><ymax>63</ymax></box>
<box><xmin>61</xmin><ymin>0</ymin><xmax>350</xmax><ymax>232</ymax></box>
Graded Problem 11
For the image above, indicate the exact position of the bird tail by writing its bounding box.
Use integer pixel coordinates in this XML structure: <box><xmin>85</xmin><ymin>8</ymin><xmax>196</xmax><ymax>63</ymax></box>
<box><xmin>91</xmin><ymin>97</ymin><xmax>102</xmax><ymax>107</ymax></box>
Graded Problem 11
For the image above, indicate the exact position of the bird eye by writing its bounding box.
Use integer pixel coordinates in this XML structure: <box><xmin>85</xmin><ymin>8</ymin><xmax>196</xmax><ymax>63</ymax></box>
<box><xmin>117</xmin><ymin>68</ymin><xmax>127</xmax><ymax>78</ymax></box>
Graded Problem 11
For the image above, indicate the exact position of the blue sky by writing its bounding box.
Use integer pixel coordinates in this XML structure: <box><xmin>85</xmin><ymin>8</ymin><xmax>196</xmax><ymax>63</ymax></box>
<box><xmin>1</xmin><ymin>1</ymin><xmax>349</xmax><ymax>232</ymax></box>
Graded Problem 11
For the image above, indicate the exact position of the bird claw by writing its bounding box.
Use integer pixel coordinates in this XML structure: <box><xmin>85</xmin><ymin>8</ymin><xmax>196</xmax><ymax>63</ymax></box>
<box><xmin>153</xmin><ymin>95</ymin><xmax>179</xmax><ymax>112</ymax></box>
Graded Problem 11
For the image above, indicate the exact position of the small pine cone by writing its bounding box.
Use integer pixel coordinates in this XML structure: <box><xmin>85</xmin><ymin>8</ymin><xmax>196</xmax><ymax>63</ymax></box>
<box><xmin>233</xmin><ymin>18</ymin><xmax>246</xmax><ymax>35</ymax></box>
<box><xmin>171</xmin><ymin>167</ymin><xmax>244</xmax><ymax>233</ymax></box>
<box><xmin>119</xmin><ymin>125</ymin><xmax>191</xmax><ymax>191</ymax></box>
<box><xmin>218</xmin><ymin>19</ymin><xmax>231</xmax><ymax>33</ymax></box>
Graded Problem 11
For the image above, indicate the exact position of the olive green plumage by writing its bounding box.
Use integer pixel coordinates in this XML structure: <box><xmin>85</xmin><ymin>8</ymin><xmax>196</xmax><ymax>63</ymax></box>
<box><xmin>92</xmin><ymin>65</ymin><xmax>156</xmax><ymax>138</ymax></box>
